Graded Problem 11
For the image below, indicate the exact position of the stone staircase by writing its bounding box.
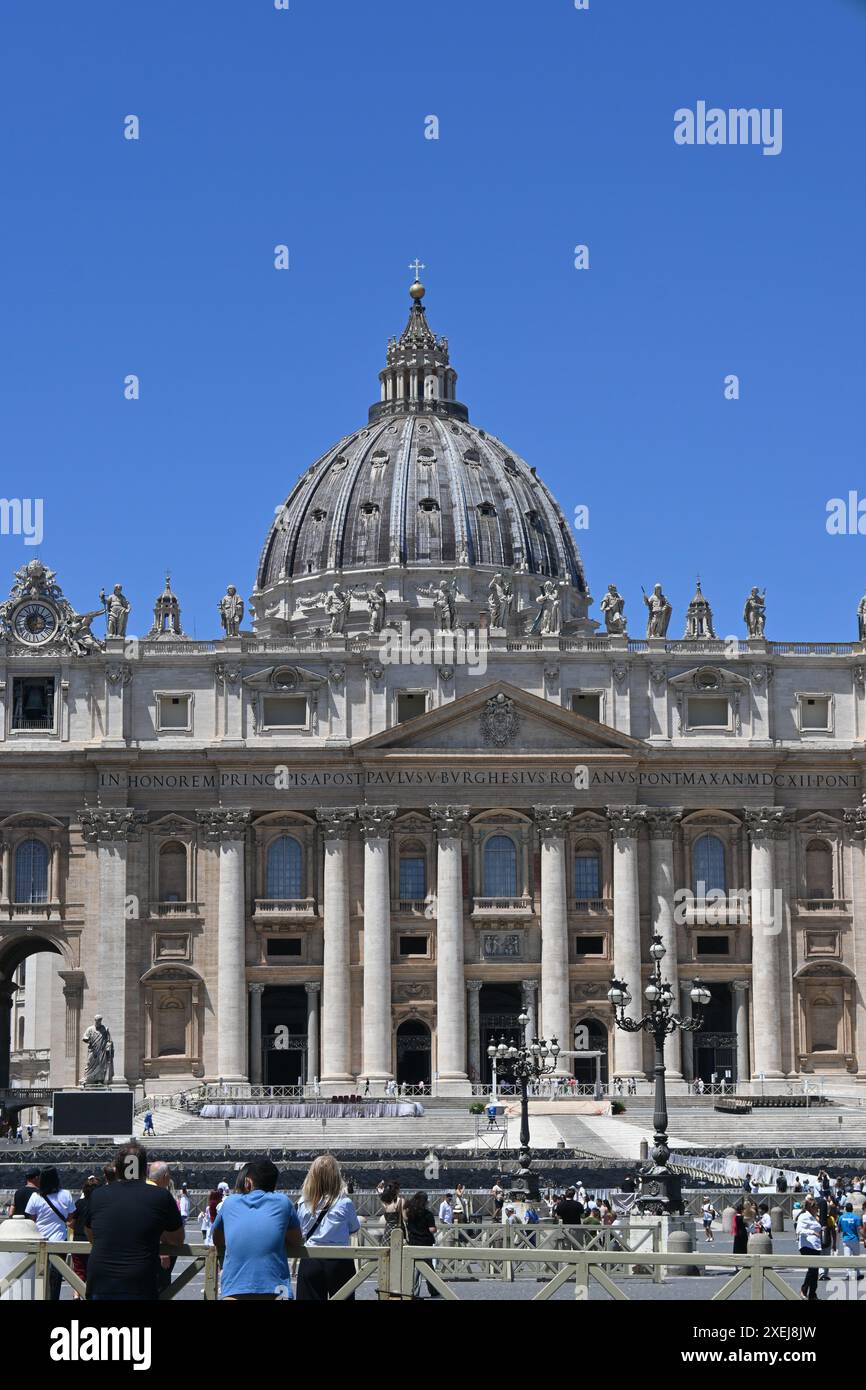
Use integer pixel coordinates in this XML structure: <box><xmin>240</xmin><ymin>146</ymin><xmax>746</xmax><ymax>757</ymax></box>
<box><xmin>141</xmin><ymin>1108</ymin><xmax>477</xmax><ymax>1150</ymax></box>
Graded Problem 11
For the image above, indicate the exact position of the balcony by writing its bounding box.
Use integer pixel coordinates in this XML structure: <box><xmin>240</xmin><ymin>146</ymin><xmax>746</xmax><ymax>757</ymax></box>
<box><xmin>573</xmin><ymin>898</ymin><xmax>612</xmax><ymax>916</ymax></box>
<box><xmin>471</xmin><ymin>896</ymin><xmax>533</xmax><ymax>919</ymax></box>
<box><xmin>796</xmin><ymin>898</ymin><xmax>850</xmax><ymax>915</ymax></box>
<box><xmin>391</xmin><ymin>899</ymin><xmax>433</xmax><ymax>918</ymax></box>
<box><xmin>2</xmin><ymin>901</ymin><xmax>63</xmax><ymax>922</ymax></box>
<box><xmin>152</xmin><ymin>901</ymin><xmax>202</xmax><ymax>919</ymax></box>
<box><xmin>253</xmin><ymin>897</ymin><xmax>317</xmax><ymax>922</ymax></box>
<box><xmin>680</xmin><ymin>899</ymin><xmax>749</xmax><ymax>927</ymax></box>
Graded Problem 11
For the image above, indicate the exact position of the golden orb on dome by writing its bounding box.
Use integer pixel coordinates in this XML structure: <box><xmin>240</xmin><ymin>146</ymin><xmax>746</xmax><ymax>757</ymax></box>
<box><xmin>409</xmin><ymin>279</ymin><xmax>425</xmax><ymax>300</ymax></box>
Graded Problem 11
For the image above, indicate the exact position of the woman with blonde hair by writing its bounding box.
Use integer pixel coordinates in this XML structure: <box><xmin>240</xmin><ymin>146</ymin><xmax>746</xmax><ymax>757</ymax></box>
<box><xmin>295</xmin><ymin>1154</ymin><xmax>360</xmax><ymax>1301</ymax></box>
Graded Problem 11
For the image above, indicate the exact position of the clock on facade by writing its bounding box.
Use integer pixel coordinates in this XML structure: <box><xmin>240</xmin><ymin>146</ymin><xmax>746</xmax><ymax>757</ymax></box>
<box><xmin>12</xmin><ymin>600</ymin><xmax>59</xmax><ymax>645</ymax></box>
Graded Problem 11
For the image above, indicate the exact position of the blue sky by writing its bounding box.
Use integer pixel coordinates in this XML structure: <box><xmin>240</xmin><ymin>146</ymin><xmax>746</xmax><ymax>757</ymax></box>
<box><xmin>1</xmin><ymin>0</ymin><xmax>864</xmax><ymax>639</ymax></box>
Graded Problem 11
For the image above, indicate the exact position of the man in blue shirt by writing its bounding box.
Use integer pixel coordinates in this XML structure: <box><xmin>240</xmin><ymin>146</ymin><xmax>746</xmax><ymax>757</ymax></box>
<box><xmin>213</xmin><ymin>1158</ymin><xmax>304</xmax><ymax>1300</ymax></box>
<box><xmin>837</xmin><ymin>1203</ymin><xmax>865</xmax><ymax>1280</ymax></box>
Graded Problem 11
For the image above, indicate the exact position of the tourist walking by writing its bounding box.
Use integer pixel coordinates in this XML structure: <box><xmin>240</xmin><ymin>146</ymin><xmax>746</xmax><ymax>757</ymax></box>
<box><xmin>85</xmin><ymin>1142</ymin><xmax>184</xmax><ymax>1301</ymax></box>
<box><xmin>405</xmin><ymin>1191</ymin><xmax>440</xmax><ymax>1299</ymax></box>
<box><xmin>26</xmin><ymin>1123</ymin><xmax>33</xmax><ymax>1143</ymax></box>
<box><xmin>212</xmin><ymin>1157</ymin><xmax>304</xmax><ymax>1301</ymax></box>
<box><xmin>796</xmin><ymin>1198</ymin><xmax>823</xmax><ymax>1300</ymax></box>
<box><xmin>178</xmin><ymin>1184</ymin><xmax>191</xmax><ymax>1222</ymax></box>
<box><xmin>201</xmin><ymin>1190</ymin><xmax>219</xmax><ymax>1246</ymax></box>
<box><xmin>25</xmin><ymin>1167</ymin><xmax>76</xmax><ymax>1300</ymax></box>
<box><xmin>701</xmin><ymin>1199</ymin><xmax>717</xmax><ymax>1243</ymax></box>
<box><xmin>438</xmin><ymin>1193</ymin><xmax>454</xmax><ymax>1225</ymax></box>
<box><xmin>142</xmin><ymin>1110</ymin><xmax>155</xmax><ymax>1136</ymax></box>
<box><xmin>295</xmin><ymin>1153</ymin><xmax>361</xmax><ymax>1301</ymax></box>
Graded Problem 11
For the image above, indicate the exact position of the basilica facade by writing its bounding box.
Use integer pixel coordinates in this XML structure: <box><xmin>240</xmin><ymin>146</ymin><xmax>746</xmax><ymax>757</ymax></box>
<box><xmin>3</xmin><ymin>280</ymin><xmax>866</xmax><ymax>1097</ymax></box>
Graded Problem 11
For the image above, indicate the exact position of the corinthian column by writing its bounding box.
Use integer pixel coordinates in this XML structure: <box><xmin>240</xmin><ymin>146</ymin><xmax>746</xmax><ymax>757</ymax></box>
<box><xmin>79</xmin><ymin>807</ymin><xmax>148</xmax><ymax>1084</ymax></box>
<box><xmin>744</xmin><ymin>807</ymin><xmax>785</xmax><ymax>1080</ymax></box>
<box><xmin>359</xmin><ymin>805</ymin><xmax>397</xmax><ymax>1081</ymax></box>
<box><xmin>843</xmin><ymin>806</ymin><xmax>866</xmax><ymax>1078</ymax></box>
<box><xmin>645</xmin><ymin>808</ymin><xmax>683</xmax><ymax>1077</ymax></box>
<box><xmin>316</xmin><ymin>807</ymin><xmax>356</xmax><ymax>1083</ymax></box>
<box><xmin>197</xmin><ymin>808</ymin><xmax>251</xmax><ymax>1081</ymax></box>
<box><xmin>430</xmin><ymin>805</ymin><xmax>470</xmax><ymax>1089</ymax></box>
<box><xmin>466</xmin><ymin>979</ymin><xmax>483</xmax><ymax>1083</ymax></box>
<box><xmin>534</xmin><ymin>805</ymin><xmax>574</xmax><ymax>1071</ymax></box>
<box><xmin>607</xmin><ymin>806</ymin><xmax>646</xmax><ymax>1078</ymax></box>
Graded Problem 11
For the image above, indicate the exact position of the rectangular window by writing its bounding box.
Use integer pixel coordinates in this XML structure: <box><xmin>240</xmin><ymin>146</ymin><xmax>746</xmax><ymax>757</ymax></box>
<box><xmin>696</xmin><ymin>935</ymin><xmax>730</xmax><ymax>956</ymax></box>
<box><xmin>11</xmin><ymin>677</ymin><xmax>56</xmax><ymax>732</ymax></box>
<box><xmin>262</xmin><ymin>696</ymin><xmax>308</xmax><ymax>728</ymax></box>
<box><xmin>266</xmin><ymin>938</ymin><xmax>303</xmax><ymax>958</ymax></box>
<box><xmin>399</xmin><ymin>935</ymin><xmax>429</xmax><ymax>957</ymax></box>
<box><xmin>687</xmin><ymin>696</ymin><xmax>729</xmax><ymax>729</ymax></box>
<box><xmin>572</xmin><ymin>692</ymin><xmax>601</xmax><ymax>722</ymax></box>
<box><xmin>399</xmin><ymin>856</ymin><xmax>427</xmax><ymax>899</ymax></box>
<box><xmin>157</xmin><ymin>694</ymin><xmax>191</xmax><ymax>730</ymax></box>
<box><xmin>574</xmin><ymin>935</ymin><xmax>605</xmax><ymax>956</ymax></box>
<box><xmin>799</xmin><ymin>696</ymin><xmax>831</xmax><ymax>731</ymax></box>
<box><xmin>397</xmin><ymin>692</ymin><xmax>427</xmax><ymax>723</ymax></box>
<box><xmin>574</xmin><ymin>853</ymin><xmax>601</xmax><ymax>899</ymax></box>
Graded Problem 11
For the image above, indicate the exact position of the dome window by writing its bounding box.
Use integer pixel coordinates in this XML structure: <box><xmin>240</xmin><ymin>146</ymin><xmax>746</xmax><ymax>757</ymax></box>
<box><xmin>464</xmin><ymin>448</ymin><xmax>481</xmax><ymax>466</ymax></box>
<box><xmin>477</xmin><ymin>503</ymin><xmax>497</xmax><ymax>518</ymax></box>
<box><xmin>418</xmin><ymin>498</ymin><xmax>440</xmax><ymax>513</ymax></box>
<box><xmin>359</xmin><ymin>502</ymin><xmax>379</xmax><ymax>516</ymax></box>
<box><xmin>525</xmin><ymin>509</ymin><xmax>542</xmax><ymax>527</ymax></box>
<box><xmin>310</xmin><ymin>508</ymin><xmax>327</xmax><ymax>522</ymax></box>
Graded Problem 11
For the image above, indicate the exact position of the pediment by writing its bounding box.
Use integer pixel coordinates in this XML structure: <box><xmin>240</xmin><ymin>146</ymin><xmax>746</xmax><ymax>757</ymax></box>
<box><xmin>668</xmin><ymin>665</ymin><xmax>750</xmax><ymax>691</ymax></box>
<box><xmin>354</xmin><ymin>681</ymin><xmax>646</xmax><ymax>754</ymax></box>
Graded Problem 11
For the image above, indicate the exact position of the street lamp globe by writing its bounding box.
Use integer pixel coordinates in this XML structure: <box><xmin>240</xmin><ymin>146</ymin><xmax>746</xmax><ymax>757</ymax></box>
<box><xmin>550</xmin><ymin>1038</ymin><xmax>560</xmax><ymax>1057</ymax></box>
<box><xmin>644</xmin><ymin>982</ymin><xmax>660</xmax><ymax>1002</ymax></box>
<box><xmin>650</xmin><ymin>936</ymin><xmax>666</xmax><ymax>961</ymax></box>
<box><xmin>518</xmin><ymin>1011</ymin><xmax>529</xmax><ymax>1027</ymax></box>
<box><xmin>607</xmin><ymin>981</ymin><xmax>625</xmax><ymax>1006</ymax></box>
<box><xmin>690</xmin><ymin>980</ymin><xmax>711</xmax><ymax>1008</ymax></box>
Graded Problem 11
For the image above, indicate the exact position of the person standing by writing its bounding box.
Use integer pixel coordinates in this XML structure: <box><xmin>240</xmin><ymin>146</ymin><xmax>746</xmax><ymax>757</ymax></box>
<box><xmin>490</xmin><ymin>1179</ymin><xmax>505</xmax><ymax>1220</ymax></box>
<box><xmin>25</xmin><ymin>1167</ymin><xmax>76</xmax><ymax>1300</ymax></box>
<box><xmin>70</xmin><ymin>1176</ymin><xmax>100</xmax><ymax>1297</ymax></box>
<box><xmin>701</xmin><ymin>1199</ymin><xmax>717</xmax><ymax>1243</ymax></box>
<box><xmin>731</xmin><ymin>1201</ymin><xmax>749</xmax><ymax>1258</ymax></box>
<box><xmin>148</xmin><ymin>1161</ymin><xmax>179</xmax><ymax>1295</ymax></box>
<box><xmin>837</xmin><ymin>1202</ymin><xmax>864</xmax><ymax>1281</ymax></box>
<box><xmin>9</xmin><ymin>1167</ymin><xmax>40</xmax><ymax>1217</ymax></box>
<box><xmin>796</xmin><ymin>1198</ymin><xmax>823</xmax><ymax>1300</ymax></box>
<box><xmin>26</xmin><ymin>1123</ymin><xmax>34</xmax><ymax>1144</ymax></box>
<box><xmin>178</xmin><ymin>1184</ymin><xmax>191</xmax><ymax>1223</ymax></box>
<box><xmin>775</xmin><ymin>1171</ymin><xmax>788</xmax><ymax>1194</ymax></box>
<box><xmin>85</xmin><ymin>1142</ymin><xmax>184</xmax><ymax>1301</ymax></box>
<box><xmin>212</xmin><ymin>1158</ymin><xmax>303</xmax><ymax>1301</ymax></box>
<box><xmin>452</xmin><ymin>1183</ymin><xmax>472</xmax><ymax>1227</ymax></box>
<box><xmin>379</xmin><ymin>1181</ymin><xmax>406</xmax><ymax>1243</ymax></box>
<box><xmin>295</xmin><ymin>1154</ymin><xmax>361</xmax><ymax>1301</ymax></box>
<box><xmin>201</xmin><ymin>1190</ymin><xmax>219</xmax><ymax>1246</ymax></box>
<box><xmin>438</xmin><ymin>1193</ymin><xmax>454</xmax><ymax>1226</ymax></box>
<box><xmin>554</xmin><ymin>1188</ymin><xmax>584</xmax><ymax>1226</ymax></box>
<box><xmin>142</xmin><ymin>1110</ymin><xmax>155</xmax><ymax>1137</ymax></box>
<box><xmin>404</xmin><ymin>1191</ymin><xmax>439</xmax><ymax>1299</ymax></box>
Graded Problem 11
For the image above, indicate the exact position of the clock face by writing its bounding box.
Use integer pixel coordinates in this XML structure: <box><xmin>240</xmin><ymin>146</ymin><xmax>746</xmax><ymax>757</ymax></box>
<box><xmin>13</xmin><ymin>601</ymin><xmax>59</xmax><ymax>645</ymax></box>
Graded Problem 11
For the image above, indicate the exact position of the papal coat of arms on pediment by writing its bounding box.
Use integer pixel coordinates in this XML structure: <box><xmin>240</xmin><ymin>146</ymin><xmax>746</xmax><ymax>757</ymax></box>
<box><xmin>481</xmin><ymin>692</ymin><xmax>519</xmax><ymax>747</ymax></box>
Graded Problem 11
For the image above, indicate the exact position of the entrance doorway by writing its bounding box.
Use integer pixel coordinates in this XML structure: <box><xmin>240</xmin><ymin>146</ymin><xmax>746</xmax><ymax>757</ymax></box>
<box><xmin>396</xmin><ymin>1019</ymin><xmax>431</xmax><ymax>1088</ymax></box>
<box><xmin>692</xmin><ymin>982</ymin><xmax>737</xmax><ymax>1083</ymax></box>
<box><xmin>572</xmin><ymin>1018</ymin><xmax>609</xmax><ymax>1086</ymax></box>
<box><xmin>261</xmin><ymin>985</ymin><xmax>306</xmax><ymax>1085</ymax></box>
<box><xmin>480</xmin><ymin>982</ymin><xmax>523</xmax><ymax>1086</ymax></box>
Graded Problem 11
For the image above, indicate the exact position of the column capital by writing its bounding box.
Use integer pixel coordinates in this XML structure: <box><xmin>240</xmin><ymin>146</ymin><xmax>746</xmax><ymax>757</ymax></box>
<box><xmin>316</xmin><ymin>806</ymin><xmax>357</xmax><ymax>840</ymax></box>
<box><xmin>466</xmin><ymin>978</ymin><xmax>484</xmax><ymax>993</ymax></box>
<box><xmin>247</xmin><ymin>982</ymin><xmax>265</xmax><ymax>996</ymax></box>
<box><xmin>732</xmin><ymin>978</ymin><xmax>750</xmax><ymax>994</ymax></box>
<box><xmin>521</xmin><ymin>978</ymin><xmax>539</xmax><ymax>995</ymax></box>
<box><xmin>843</xmin><ymin>806</ymin><xmax>866</xmax><ymax>841</ymax></box>
<box><xmin>359</xmin><ymin>804</ymin><xmax>398</xmax><ymax>841</ymax></box>
<box><xmin>606</xmin><ymin>805</ymin><xmax>646</xmax><ymax>840</ymax></box>
<box><xmin>196</xmin><ymin>808</ymin><xmax>252</xmax><ymax>843</ymax></box>
<box><xmin>430</xmin><ymin>804</ymin><xmax>471</xmax><ymax>840</ymax></box>
<box><xmin>644</xmin><ymin>806</ymin><xmax>683</xmax><ymax>839</ymax></box>
<box><xmin>305</xmin><ymin>981</ymin><xmax>322</xmax><ymax>995</ymax></box>
<box><xmin>743</xmin><ymin>806</ymin><xmax>789</xmax><ymax>841</ymax></box>
<box><xmin>533</xmin><ymin>805</ymin><xmax>574</xmax><ymax>840</ymax></box>
<box><xmin>79</xmin><ymin>807</ymin><xmax>148</xmax><ymax>843</ymax></box>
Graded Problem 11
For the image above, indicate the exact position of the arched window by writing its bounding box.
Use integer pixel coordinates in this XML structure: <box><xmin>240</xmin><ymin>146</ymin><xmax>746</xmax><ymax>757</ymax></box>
<box><xmin>692</xmin><ymin>834</ymin><xmax>726</xmax><ymax>897</ymax></box>
<box><xmin>158</xmin><ymin>841</ymin><xmax>187</xmax><ymax>904</ymax></box>
<box><xmin>483</xmin><ymin>834</ymin><xmax>518</xmax><ymax>897</ymax></box>
<box><xmin>15</xmin><ymin>839</ymin><xmax>49</xmax><ymax>904</ymax></box>
<box><xmin>399</xmin><ymin>844</ymin><xmax>427</xmax><ymax>900</ymax></box>
<box><xmin>266</xmin><ymin>835</ymin><xmax>304</xmax><ymax>899</ymax></box>
<box><xmin>574</xmin><ymin>847</ymin><xmax>602</xmax><ymax>900</ymax></box>
<box><xmin>805</xmin><ymin>839</ymin><xmax>833</xmax><ymax>903</ymax></box>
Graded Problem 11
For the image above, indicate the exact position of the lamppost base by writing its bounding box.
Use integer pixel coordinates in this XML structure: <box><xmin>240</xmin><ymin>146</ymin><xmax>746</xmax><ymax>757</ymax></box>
<box><xmin>635</xmin><ymin>1167</ymin><xmax>683</xmax><ymax>1216</ymax></box>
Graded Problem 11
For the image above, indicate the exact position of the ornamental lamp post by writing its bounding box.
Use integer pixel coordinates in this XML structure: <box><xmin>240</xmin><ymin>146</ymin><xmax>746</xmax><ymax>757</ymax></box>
<box><xmin>608</xmin><ymin>934</ymin><xmax>710</xmax><ymax>1214</ymax></box>
<box><xmin>487</xmin><ymin>1009</ymin><xmax>561</xmax><ymax>1203</ymax></box>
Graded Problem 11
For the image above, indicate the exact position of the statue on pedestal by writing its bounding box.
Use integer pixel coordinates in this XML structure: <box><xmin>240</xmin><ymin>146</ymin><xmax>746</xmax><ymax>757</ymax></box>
<box><xmin>418</xmin><ymin>577</ymin><xmax>457</xmax><ymax>631</ymax></box>
<box><xmin>82</xmin><ymin>1015</ymin><xmax>114</xmax><ymax>1086</ymax></box>
<box><xmin>487</xmin><ymin>572</ymin><xmax>514</xmax><ymax>630</ymax></box>
<box><xmin>219</xmin><ymin>585</ymin><xmax>244</xmax><ymax>637</ymax></box>
<box><xmin>600</xmin><ymin>583</ymin><xmax>627</xmax><ymax>635</ymax></box>
<box><xmin>528</xmin><ymin>580</ymin><xmax>565</xmax><ymax>636</ymax></box>
<box><xmin>743</xmin><ymin>587</ymin><xmax>766</xmax><ymax>639</ymax></box>
<box><xmin>100</xmin><ymin>584</ymin><xmax>131</xmax><ymax>638</ymax></box>
<box><xmin>859</xmin><ymin>590</ymin><xmax>866</xmax><ymax>642</ymax></box>
<box><xmin>642</xmin><ymin>583</ymin><xmax>672</xmax><ymax>638</ymax></box>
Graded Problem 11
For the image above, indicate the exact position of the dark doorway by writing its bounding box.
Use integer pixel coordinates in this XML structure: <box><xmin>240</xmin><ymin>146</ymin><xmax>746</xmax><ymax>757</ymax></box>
<box><xmin>693</xmin><ymin>982</ymin><xmax>737</xmax><ymax>1083</ymax></box>
<box><xmin>480</xmin><ymin>981</ymin><xmax>523</xmax><ymax>1086</ymax></box>
<box><xmin>572</xmin><ymin>1018</ymin><xmax>609</xmax><ymax>1086</ymax></box>
<box><xmin>261</xmin><ymin>985</ymin><xmax>307</xmax><ymax>1085</ymax></box>
<box><xmin>396</xmin><ymin>1019</ymin><xmax>431</xmax><ymax>1087</ymax></box>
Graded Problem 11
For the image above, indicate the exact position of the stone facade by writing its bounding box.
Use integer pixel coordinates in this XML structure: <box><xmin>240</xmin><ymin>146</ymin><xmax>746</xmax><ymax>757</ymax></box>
<box><xmin>2</xmin><ymin>284</ymin><xmax>866</xmax><ymax>1095</ymax></box>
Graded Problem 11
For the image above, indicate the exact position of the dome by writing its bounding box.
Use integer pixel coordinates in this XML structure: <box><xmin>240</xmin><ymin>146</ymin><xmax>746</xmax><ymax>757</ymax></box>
<box><xmin>253</xmin><ymin>282</ymin><xmax>594</xmax><ymax>637</ymax></box>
